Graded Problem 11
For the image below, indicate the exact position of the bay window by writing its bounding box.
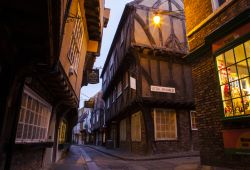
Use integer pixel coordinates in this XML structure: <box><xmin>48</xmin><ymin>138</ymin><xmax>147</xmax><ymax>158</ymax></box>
<box><xmin>16</xmin><ymin>86</ymin><xmax>52</xmax><ymax>143</ymax></box>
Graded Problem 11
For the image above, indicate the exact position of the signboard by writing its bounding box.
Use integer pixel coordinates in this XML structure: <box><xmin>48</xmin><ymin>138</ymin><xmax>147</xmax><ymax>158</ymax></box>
<box><xmin>87</xmin><ymin>69</ymin><xmax>99</xmax><ymax>84</ymax></box>
<box><xmin>223</xmin><ymin>129</ymin><xmax>250</xmax><ymax>154</ymax></box>
<box><xmin>130</xmin><ymin>77</ymin><xmax>136</xmax><ymax>90</ymax></box>
<box><xmin>84</xmin><ymin>100</ymin><xmax>94</xmax><ymax>108</ymax></box>
<box><xmin>150</xmin><ymin>85</ymin><xmax>175</xmax><ymax>93</ymax></box>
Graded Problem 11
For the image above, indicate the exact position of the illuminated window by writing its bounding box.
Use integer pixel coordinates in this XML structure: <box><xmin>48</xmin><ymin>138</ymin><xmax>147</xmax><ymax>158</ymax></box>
<box><xmin>131</xmin><ymin>112</ymin><xmax>141</xmax><ymax>141</ymax></box>
<box><xmin>190</xmin><ymin>111</ymin><xmax>197</xmax><ymax>130</ymax></box>
<box><xmin>67</xmin><ymin>3</ymin><xmax>84</xmax><ymax>73</ymax></box>
<box><xmin>153</xmin><ymin>109</ymin><xmax>177</xmax><ymax>140</ymax></box>
<box><xmin>120</xmin><ymin>119</ymin><xmax>126</xmax><ymax>141</ymax></box>
<box><xmin>58</xmin><ymin>120</ymin><xmax>67</xmax><ymax>144</ymax></box>
<box><xmin>216</xmin><ymin>39</ymin><xmax>250</xmax><ymax>118</ymax></box>
<box><xmin>15</xmin><ymin>86</ymin><xmax>52</xmax><ymax>143</ymax></box>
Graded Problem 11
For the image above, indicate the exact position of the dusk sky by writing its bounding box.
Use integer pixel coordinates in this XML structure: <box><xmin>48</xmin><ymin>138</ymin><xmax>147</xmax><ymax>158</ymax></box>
<box><xmin>79</xmin><ymin>0</ymin><xmax>134</xmax><ymax>108</ymax></box>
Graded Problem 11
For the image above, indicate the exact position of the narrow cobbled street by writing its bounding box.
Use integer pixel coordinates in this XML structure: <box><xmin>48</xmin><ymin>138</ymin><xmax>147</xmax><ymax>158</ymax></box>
<box><xmin>49</xmin><ymin>145</ymin><xmax>200</xmax><ymax>170</ymax></box>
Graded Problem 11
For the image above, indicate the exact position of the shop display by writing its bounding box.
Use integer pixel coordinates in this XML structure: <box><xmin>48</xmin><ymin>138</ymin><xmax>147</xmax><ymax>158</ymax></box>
<box><xmin>216</xmin><ymin>43</ymin><xmax>250</xmax><ymax>118</ymax></box>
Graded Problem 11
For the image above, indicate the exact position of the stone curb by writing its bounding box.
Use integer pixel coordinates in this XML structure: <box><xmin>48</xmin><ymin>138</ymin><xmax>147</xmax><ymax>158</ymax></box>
<box><xmin>85</xmin><ymin>145</ymin><xmax>200</xmax><ymax>161</ymax></box>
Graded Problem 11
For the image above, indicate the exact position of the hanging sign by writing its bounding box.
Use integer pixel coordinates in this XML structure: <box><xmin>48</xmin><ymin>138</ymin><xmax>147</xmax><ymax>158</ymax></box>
<box><xmin>84</xmin><ymin>100</ymin><xmax>94</xmax><ymax>108</ymax></box>
<box><xmin>87</xmin><ymin>69</ymin><xmax>99</xmax><ymax>84</ymax></box>
<box><xmin>150</xmin><ymin>85</ymin><xmax>175</xmax><ymax>93</ymax></box>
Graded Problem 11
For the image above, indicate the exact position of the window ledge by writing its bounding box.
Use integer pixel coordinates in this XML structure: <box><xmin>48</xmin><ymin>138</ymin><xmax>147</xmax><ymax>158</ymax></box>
<box><xmin>222</xmin><ymin>115</ymin><xmax>250</xmax><ymax>121</ymax></box>
<box><xmin>187</xmin><ymin>0</ymin><xmax>234</xmax><ymax>38</ymax></box>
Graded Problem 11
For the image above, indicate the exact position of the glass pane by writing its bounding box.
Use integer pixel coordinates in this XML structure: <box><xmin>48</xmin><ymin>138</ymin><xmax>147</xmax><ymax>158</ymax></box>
<box><xmin>23</xmin><ymin>124</ymin><xmax>28</xmax><ymax>139</ymax></box>
<box><xmin>244</xmin><ymin>40</ymin><xmax>250</xmax><ymax>58</ymax></box>
<box><xmin>216</xmin><ymin>54</ymin><xmax>225</xmax><ymax>70</ymax></box>
<box><xmin>27</xmin><ymin>96</ymin><xmax>32</xmax><ymax>109</ymax></box>
<box><xmin>237</xmin><ymin>60</ymin><xmax>249</xmax><ymax>78</ymax></box>
<box><xmin>227</xmin><ymin>65</ymin><xmax>238</xmax><ymax>82</ymax></box>
<box><xmin>234</xmin><ymin>44</ymin><xmax>246</xmax><ymax>62</ymax></box>
<box><xmin>218</xmin><ymin>68</ymin><xmax>228</xmax><ymax>85</ymax></box>
<box><xmin>240</xmin><ymin>78</ymin><xmax>250</xmax><ymax>96</ymax></box>
<box><xmin>225</xmin><ymin>49</ymin><xmax>235</xmax><ymax>66</ymax></box>
<box><xmin>25</xmin><ymin>111</ymin><xmax>30</xmax><ymax>123</ymax></box>
<box><xmin>243</xmin><ymin>96</ymin><xmax>250</xmax><ymax>115</ymax></box>
<box><xmin>230</xmin><ymin>81</ymin><xmax>241</xmax><ymax>98</ymax></box>
<box><xmin>223</xmin><ymin>100</ymin><xmax>233</xmax><ymax>117</ymax></box>
<box><xmin>19</xmin><ymin>108</ymin><xmax>25</xmax><ymax>122</ymax></box>
<box><xmin>232</xmin><ymin>98</ymin><xmax>244</xmax><ymax>116</ymax></box>
<box><xmin>221</xmin><ymin>84</ymin><xmax>231</xmax><ymax>100</ymax></box>
<box><xmin>21</xmin><ymin>94</ymin><xmax>27</xmax><ymax>107</ymax></box>
<box><xmin>16</xmin><ymin>123</ymin><xmax>23</xmax><ymax>139</ymax></box>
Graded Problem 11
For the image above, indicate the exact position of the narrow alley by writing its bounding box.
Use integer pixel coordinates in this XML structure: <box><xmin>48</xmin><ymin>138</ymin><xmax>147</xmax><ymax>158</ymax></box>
<box><xmin>48</xmin><ymin>145</ymin><xmax>200</xmax><ymax>170</ymax></box>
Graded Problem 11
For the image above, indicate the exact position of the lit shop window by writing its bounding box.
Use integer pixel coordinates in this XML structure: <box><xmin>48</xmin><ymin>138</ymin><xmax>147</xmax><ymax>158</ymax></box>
<box><xmin>216</xmin><ymin>40</ymin><xmax>250</xmax><ymax>118</ymax></box>
<box><xmin>153</xmin><ymin>109</ymin><xmax>177</xmax><ymax>140</ymax></box>
<box><xmin>119</xmin><ymin>119</ymin><xmax>126</xmax><ymax>141</ymax></box>
<box><xmin>131</xmin><ymin>111</ymin><xmax>141</xmax><ymax>141</ymax></box>
<box><xmin>15</xmin><ymin>86</ymin><xmax>52</xmax><ymax>143</ymax></box>
<box><xmin>190</xmin><ymin>111</ymin><xmax>198</xmax><ymax>130</ymax></box>
<box><xmin>58</xmin><ymin>120</ymin><xmax>67</xmax><ymax>144</ymax></box>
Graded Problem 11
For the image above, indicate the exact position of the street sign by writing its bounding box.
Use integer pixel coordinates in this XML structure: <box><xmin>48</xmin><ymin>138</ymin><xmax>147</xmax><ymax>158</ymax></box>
<box><xmin>150</xmin><ymin>85</ymin><xmax>175</xmax><ymax>93</ymax></box>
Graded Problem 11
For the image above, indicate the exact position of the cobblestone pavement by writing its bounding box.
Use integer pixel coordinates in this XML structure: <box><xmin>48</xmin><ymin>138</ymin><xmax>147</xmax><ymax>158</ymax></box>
<box><xmin>45</xmin><ymin>145</ymin><xmax>233</xmax><ymax>170</ymax></box>
<box><xmin>80</xmin><ymin>146</ymin><xmax>201</xmax><ymax>170</ymax></box>
<box><xmin>48</xmin><ymin>145</ymin><xmax>87</xmax><ymax>170</ymax></box>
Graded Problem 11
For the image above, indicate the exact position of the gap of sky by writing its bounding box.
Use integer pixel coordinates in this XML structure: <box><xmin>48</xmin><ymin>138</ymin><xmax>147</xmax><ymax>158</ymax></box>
<box><xmin>79</xmin><ymin>0</ymin><xmax>134</xmax><ymax>108</ymax></box>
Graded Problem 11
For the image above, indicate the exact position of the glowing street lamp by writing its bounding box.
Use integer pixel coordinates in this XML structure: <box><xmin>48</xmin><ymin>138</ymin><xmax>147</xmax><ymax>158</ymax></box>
<box><xmin>153</xmin><ymin>15</ymin><xmax>161</xmax><ymax>25</ymax></box>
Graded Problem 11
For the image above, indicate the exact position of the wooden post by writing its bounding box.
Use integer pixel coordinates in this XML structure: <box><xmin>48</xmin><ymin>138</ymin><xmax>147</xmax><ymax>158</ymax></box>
<box><xmin>3</xmin><ymin>73</ymin><xmax>25</xmax><ymax>170</ymax></box>
<box><xmin>139</xmin><ymin>104</ymin><xmax>156</xmax><ymax>154</ymax></box>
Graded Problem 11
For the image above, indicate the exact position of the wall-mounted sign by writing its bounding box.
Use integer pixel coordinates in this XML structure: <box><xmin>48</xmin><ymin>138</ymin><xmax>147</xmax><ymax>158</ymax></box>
<box><xmin>84</xmin><ymin>100</ymin><xmax>94</xmax><ymax>108</ymax></box>
<box><xmin>150</xmin><ymin>85</ymin><xmax>175</xmax><ymax>93</ymax></box>
<box><xmin>223</xmin><ymin>129</ymin><xmax>250</xmax><ymax>154</ymax></box>
<box><xmin>87</xmin><ymin>69</ymin><xmax>99</xmax><ymax>84</ymax></box>
<box><xmin>130</xmin><ymin>77</ymin><xmax>136</xmax><ymax>90</ymax></box>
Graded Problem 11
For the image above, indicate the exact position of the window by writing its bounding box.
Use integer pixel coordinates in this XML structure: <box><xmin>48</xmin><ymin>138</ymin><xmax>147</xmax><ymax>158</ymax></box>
<box><xmin>120</xmin><ymin>119</ymin><xmax>126</xmax><ymax>141</ymax></box>
<box><xmin>216</xmin><ymin>40</ymin><xmax>250</xmax><ymax>118</ymax></box>
<box><xmin>211</xmin><ymin>0</ymin><xmax>227</xmax><ymax>11</ymax></box>
<box><xmin>67</xmin><ymin>3</ymin><xmax>84</xmax><ymax>73</ymax></box>
<box><xmin>58</xmin><ymin>120</ymin><xmax>67</xmax><ymax>144</ymax></box>
<box><xmin>117</xmin><ymin>81</ymin><xmax>122</xmax><ymax>97</ymax></box>
<box><xmin>131</xmin><ymin>111</ymin><xmax>141</xmax><ymax>141</ymax></box>
<box><xmin>15</xmin><ymin>86</ymin><xmax>52</xmax><ymax>143</ymax></box>
<box><xmin>153</xmin><ymin>109</ymin><xmax>177</xmax><ymax>140</ymax></box>
<box><xmin>190</xmin><ymin>111</ymin><xmax>197</xmax><ymax>130</ymax></box>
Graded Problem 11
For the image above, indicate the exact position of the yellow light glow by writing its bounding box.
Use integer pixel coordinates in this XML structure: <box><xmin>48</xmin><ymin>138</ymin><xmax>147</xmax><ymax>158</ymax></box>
<box><xmin>153</xmin><ymin>15</ymin><xmax>161</xmax><ymax>25</ymax></box>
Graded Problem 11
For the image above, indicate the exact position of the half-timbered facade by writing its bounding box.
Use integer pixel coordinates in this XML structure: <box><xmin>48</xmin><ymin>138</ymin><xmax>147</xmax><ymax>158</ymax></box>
<box><xmin>101</xmin><ymin>0</ymin><xmax>198</xmax><ymax>154</ymax></box>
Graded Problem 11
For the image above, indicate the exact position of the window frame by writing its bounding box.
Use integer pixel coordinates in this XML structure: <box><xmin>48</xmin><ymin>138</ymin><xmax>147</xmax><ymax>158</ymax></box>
<box><xmin>67</xmin><ymin>3</ymin><xmax>84</xmax><ymax>74</ymax></box>
<box><xmin>153</xmin><ymin>108</ymin><xmax>177</xmax><ymax>141</ymax></box>
<box><xmin>15</xmin><ymin>86</ymin><xmax>52</xmax><ymax>143</ymax></box>
<box><xmin>190</xmin><ymin>111</ymin><xmax>198</xmax><ymax>130</ymax></box>
<box><xmin>215</xmin><ymin>36</ymin><xmax>250</xmax><ymax>120</ymax></box>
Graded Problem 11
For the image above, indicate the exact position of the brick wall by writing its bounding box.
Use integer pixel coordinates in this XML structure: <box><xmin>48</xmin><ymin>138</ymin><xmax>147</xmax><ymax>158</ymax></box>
<box><xmin>11</xmin><ymin>146</ymin><xmax>44</xmax><ymax>170</ymax></box>
<box><xmin>191</xmin><ymin>48</ymin><xmax>250</xmax><ymax>168</ymax></box>
<box><xmin>185</xmin><ymin>0</ymin><xmax>250</xmax><ymax>51</ymax></box>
